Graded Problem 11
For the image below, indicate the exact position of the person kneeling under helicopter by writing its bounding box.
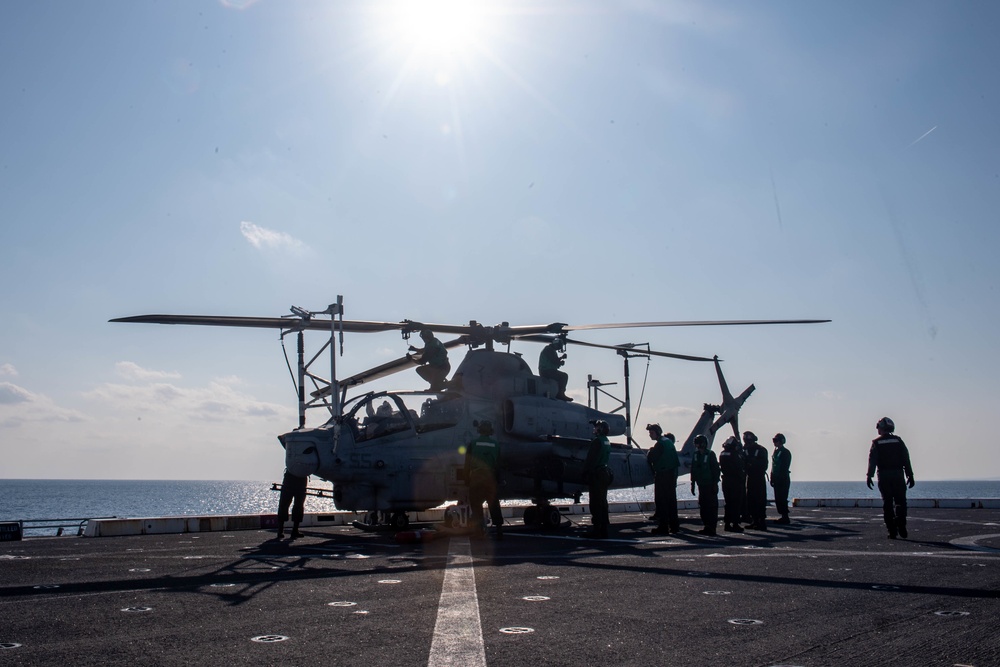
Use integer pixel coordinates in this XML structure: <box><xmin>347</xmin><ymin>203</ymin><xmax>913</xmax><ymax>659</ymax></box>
<box><xmin>465</xmin><ymin>420</ymin><xmax>503</xmax><ymax>539</ymax></box>
<box><xmin>538</xmin><ymin>337</ymin><xmax>572</xmax><ymax>401</ymax></box>
<box><xmin>408</xmin><ymin>328</ymin><xmax>451</xmax><ymax>392</ymax></box>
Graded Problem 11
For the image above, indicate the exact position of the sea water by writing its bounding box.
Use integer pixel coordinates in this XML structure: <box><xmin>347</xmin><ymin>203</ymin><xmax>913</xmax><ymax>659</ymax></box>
<box><xmin>2</xmin><ymin>479</ymin><xmax>999</xmax><ymax>527</ymax></box>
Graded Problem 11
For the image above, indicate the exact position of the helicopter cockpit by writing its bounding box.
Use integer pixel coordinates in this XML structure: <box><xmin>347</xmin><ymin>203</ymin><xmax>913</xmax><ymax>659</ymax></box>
<box><xmin>344</xmin><ymin>392</ymin><xmax>462</xmax><ymax>443</ymax></box>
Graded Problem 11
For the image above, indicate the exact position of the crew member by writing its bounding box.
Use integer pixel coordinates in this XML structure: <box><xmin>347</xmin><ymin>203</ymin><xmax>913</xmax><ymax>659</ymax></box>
<box><xmin>539</xmin><ymin>337</ymin><xmax>571</xmax><ymax>401</ymax></box>
<box><xmin>743</xmin><ymin>431</ymin><xmax>769</xmax><ymax>530</ymax></box>
<box><xmin>584</xmin><ymin>420</ymin><xmax>613</xmax><ymax>539</ymax></box>
<box><xmin>866</xmin><ymin>417</ymin><xmax>915</xmax><ymax>539</ymax></box>
<box><xmin>646</xmin><ymin>424</ymin><xmax>680</xmax><ymax>534</ymax></box>
<box><xmin>276</xmin><ymin>469</ymin><xmax>308</xmax><ymax>540</ymax></box>
<box><xmin>408</xmin><ymin>328</ymin><xmax>451</xmax><ymax>391</ymax></box>
<box><xmin>689</xmin><ymin>434</ymin><xmax>720</xmax><ymax>536</ymax></box>
<box><xmin>771</xmin><ymin>433</ymin><xmax>792</xmax><ymax>525</ymax></box>
<box><xmin>465</xmin><ymin>420</ymin><xmax>503</xmax><ymax>539</ymax></box>
<box><xmin>718</xmin><ymin>436</ymin><xmax>745</xmax><ymax>532</ymax></box>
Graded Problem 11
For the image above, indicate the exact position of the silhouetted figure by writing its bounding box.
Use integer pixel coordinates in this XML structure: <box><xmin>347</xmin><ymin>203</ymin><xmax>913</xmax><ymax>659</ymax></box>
<box><xmin>584</xmin><ymin>420</ymin><xmax>613</xmax><ymax>538</ymax></box>
<box><xmin>743</xmin><ymin>431</ymin><xmax>769</xmax><ymax>530</ymax></box>
<box><xmin>277</xmin><ymin>470</ymin><xmax>308</xmax><ymax>539</ymax></box>
<box><xmin>408</xmin><ymin>328</ymin><xmax>450</xmax><ymax>391</ymax></box>
<box><xmin>539</xmin><ymin>337</ymin><xmax>571</xmax><ymax>401</ymax></box>
<box><xmin>719</xmin><ymin>436</ymin><xmax>745</xmax><ymax>532</ymax></box>
<box><xmin>646</xmin><ymin>424</ymin><xmax>680</xmax><ymax>534</ymax></box>
<box><xmin>867</xmin><ymin>417</ymin><xmax>915</xmax><ymax>539</ymax></box>
<box><xmin>771</xmin><ymin>433</ymin><xmax>792</xmax><ymax>524</ymax></box>
<box><xmin>465</xmin><ymin>420</ymin><xmax>503</xmax><ymax>539</ymax></box>
<box><xmin>690</xmin><ymin>434</ymin><xmax>719</xmax><ymax>535</ymax></box>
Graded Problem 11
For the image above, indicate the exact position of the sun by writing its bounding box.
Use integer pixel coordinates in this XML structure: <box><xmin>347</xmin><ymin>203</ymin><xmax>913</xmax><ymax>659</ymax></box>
<box><xmin>380</xmin><ymin>0</ymin><xmax>490</xmax><ymax>59</ymax></box>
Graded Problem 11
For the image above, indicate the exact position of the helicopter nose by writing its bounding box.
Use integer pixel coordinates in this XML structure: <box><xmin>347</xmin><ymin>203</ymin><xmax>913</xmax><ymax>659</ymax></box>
<box><xmin>280</xmin><ymin>432</ymin><xmax>321</xmax><ymax>477</ymax></box>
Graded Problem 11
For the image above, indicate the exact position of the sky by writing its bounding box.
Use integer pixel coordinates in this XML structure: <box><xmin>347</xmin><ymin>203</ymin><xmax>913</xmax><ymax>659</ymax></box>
<box><xmin>2</xmin><ymin>0</ymin><xmax>999</xmax><ymax>482</ymax></box>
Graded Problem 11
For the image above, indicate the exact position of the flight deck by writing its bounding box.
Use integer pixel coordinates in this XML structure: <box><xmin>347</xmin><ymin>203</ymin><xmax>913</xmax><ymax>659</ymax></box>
<box><xmin>2</xmin><ymin>506</ymin><xmax>999</xmax><ymax>667</ymax></box>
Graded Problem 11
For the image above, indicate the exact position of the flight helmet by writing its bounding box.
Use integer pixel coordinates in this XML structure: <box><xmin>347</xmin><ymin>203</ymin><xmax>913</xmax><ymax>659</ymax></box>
<box><xmin>877</xmin><ymin>417</ymin><xmax>895</xmax><ymax>433</ymax></box>
<box><xmin>773</xmin><ymin>433</ymin><xmax>786</xmax><ymax>445</ymax></box>
<box><xmin>593</xmin><ymin>420</ymin><xmax>610</xmax><ymax>436</ymax></box>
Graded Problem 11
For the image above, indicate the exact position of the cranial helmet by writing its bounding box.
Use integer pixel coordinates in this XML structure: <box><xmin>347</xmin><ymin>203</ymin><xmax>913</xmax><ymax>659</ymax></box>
<box><xmin>646</xmin><ymin>423</ymin><xmax>663</xmax><ymax>435</ymax></box>
<box><xmin>593</xmin><ymin>420</ymin><xmax>610</xmax><ymax>436</ymax></box>
<box><xmin>478</xmin><ymin>420</ymin><xmax>494</xmax><ymax>436</ymax></box>
<box><xmin>877</xmin><ymin>417</ymin><xmax>895</xmax><ymax>433</ymax></box>
<box><xmin>743</xmin><ymin>431</ymin><xmax>758</xmax><ymax>443</ymax></box>
<box><xmin>722</xmin><ymin>436</ymin><xmax>737</xmax><ymax>449</ymax></box>
<box><xmin>773</xmin><ymin>433</ymin><xmax>786</xmax><ymax>445</ymax></box>
<box><xmin>694</xmin><ymin>434</ymin><xmax>708</xmax><ymax>447</ymax></box>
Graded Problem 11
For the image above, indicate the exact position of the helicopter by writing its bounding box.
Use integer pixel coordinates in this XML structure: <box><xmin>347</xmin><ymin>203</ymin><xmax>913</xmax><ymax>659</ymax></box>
<box><xmin>111</xmin><ymin>297</ymin><xmax>828</xmax><ymax>530</ymax></box>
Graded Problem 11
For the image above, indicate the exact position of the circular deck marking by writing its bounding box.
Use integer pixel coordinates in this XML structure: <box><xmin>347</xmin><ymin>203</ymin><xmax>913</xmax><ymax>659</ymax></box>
<box><xmin>522</xmin><ymin>596</ymin><xmax>550</xmax><ymax>601</ymax></box>
<box><xmin>934</xmin><ymin>610</ymin><xmax>970</xmax><ymax>617</ymax></box>
<box><xmin>129</xmin><ymin>568</ymin><xmax>150</xmax><ymax>573</ymax></box>
<box><xmin>687</xmin><ymin>571</ymin><xmax>712</xmax><ymax>577</ymax></box>
<box><xmin>378</xmin><ymin>579</ymin><xmax>401</xmax><ymax>584</ymax></box>
<box><xmin>251</xmin><ymin>635</ymin><xmax>288</xmax><ymax>643</ymax></box>
<box><xmin>728</xmin><ymin>619</ymin><xmax>764</xmax><ymax>626</ymax></box>
<box><xmin>328</xmin><ymin>601</ymin><xmax>357</xmax><ymax>607</ymax></box>
<box><xmin>121</xmin><ymin>606</ymin><xmax>152</xmax><ymax>612</ymax></box>
<box><xmin>536</xmin><ymin>575</ymin><xmax>560</xmax><ymax>580</ymax></box>
<box><xmin>950</xmin><ymin>533</ymin><xmax>1000</xmax><ymax>553</ymax></box>
<box><xmin>33</xmin><ymin>585</ymin><xmax>60</xmax><ymax>589</ymax></box>
<box><xmin>703</xmin><ymin>591</ymin><xmax>731</xmax><ymax>595</ymax></box>
<box><xmin>210</xmin><ymin>583</ymin><xmax>236</xmax><ymax>588</ymax></box>
<box><xmin>0</xmin><ymin>643</ymin><xmax>22</xmax><ymax>649</ymax></box>
<box><xmin>346</xmin><ymin>554</ymin><xmax>370</xmax><ymax>559</ymax></box>
<box><xmin>353</xmin><ymin>610</ymin><xmax>370</xmax><ymax>615</ymax></box>
<box><xmin>871</xmin><ymin>585</ymin><xmax>900</xmax><ymax>591</ymax></box>
<box><xmin>183</xmin><ymin>556</ymin><xmax>205</xmax><ymax>560</ymax></box>
<box><xmin>500</xmin><ymin>627</ymin><xmax>535</xmax><ymax>634</ymax></box>
<box><xmin>60</xmin><ymin>558</ymin><xmax>80</xmax><ymax>561</ymax></box>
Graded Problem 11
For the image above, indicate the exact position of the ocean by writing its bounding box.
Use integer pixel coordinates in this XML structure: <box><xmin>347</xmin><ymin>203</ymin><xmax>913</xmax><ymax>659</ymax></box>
<box><xmin>3</xmin><ymin>479</ymin><xmax>1000</xmax><ymax>531</ymax></box>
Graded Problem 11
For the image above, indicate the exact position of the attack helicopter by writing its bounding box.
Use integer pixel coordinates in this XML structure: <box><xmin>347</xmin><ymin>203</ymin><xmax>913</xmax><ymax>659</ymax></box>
<box><xmin>111</xmin><ymin>298</ymin><xmax>828</xmax><ymax>529</ymax></box>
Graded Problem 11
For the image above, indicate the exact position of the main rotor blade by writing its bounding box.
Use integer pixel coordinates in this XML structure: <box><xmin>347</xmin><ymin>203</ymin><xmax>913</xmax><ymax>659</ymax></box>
<box><xmin>517</xmin><ymin>335</ymin><xmax>715</xmax><ymax>362</ymax></box>
<box><xmin>562</xmin><ymin>319</ymin><xmax>831</xmax><ymax>332</ymax></box>
<box><xmin>110</xmin><ymin>314</ymin><xmax>405</xmax><ymax>334</ymax></box>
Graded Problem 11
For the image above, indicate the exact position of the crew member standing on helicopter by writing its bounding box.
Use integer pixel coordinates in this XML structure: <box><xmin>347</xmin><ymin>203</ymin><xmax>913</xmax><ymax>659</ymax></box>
<box><xmin>408</xmin><ymin>328</ymin><xmax>451</xmax><ymax>391</ymax></box>
<box><xmin>718</xmin><ymin>436</ymin><xmax>745</xmax><ymax>532</ymax></box>
<box><xmin>743</xmin><ymin>431</ymin><xmax>769</xmax><ymax>530</ymax></box>
<box><xmin>867</xmin><ymin>417</ymin><xmax>915</xmax><ymax>539</ymax></box>
<box><xmin>465</xmin><ymin>420</ymin><xmax>503</xmax><ymax>539</ymax></box>
<box><xmin>771</xmin><ymin>433</ymin><xmax>792</xmax><ymax>524</ymax></box>
<box><xmin>584</xmin><ymin>420</ymin><xmax>613</xmax><ymax>539</ymax></box>
<box><xmin>539</xmin><ymin>337</ymin><xmax>571</xmax><ymax>401</ymax></box>
<box><xmin>276</xmin><ymin>469</ymin><xmax>308</xmax><ymax>540</ymax></box>
<box><xmin>690</xmin><ymin>434</ymin><xmax>720</xmax><ymax>536</ymax></box>
<box><xmin>646</xmin><ymin>424</ymin><xmax>680</xmax><ymax>534</ymax></box>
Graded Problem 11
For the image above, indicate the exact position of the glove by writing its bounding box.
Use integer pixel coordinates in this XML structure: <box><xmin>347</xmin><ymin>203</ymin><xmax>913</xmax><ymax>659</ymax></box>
<box><xmin>907</xmin><ymin>476</ymin><xmax>915</xmax><ymax>489</ymax></box>
<box><xmin>866</xmin><ymin>477</ymin><xmax>874</xmax><ymax>490</ymax></box>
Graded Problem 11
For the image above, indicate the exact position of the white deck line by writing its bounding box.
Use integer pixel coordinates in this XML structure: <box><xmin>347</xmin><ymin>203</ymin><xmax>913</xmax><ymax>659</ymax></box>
<box><xmin>427</xmin><ymin>537</ymin><xmax>487</xmax><ymax>667</ymax></box>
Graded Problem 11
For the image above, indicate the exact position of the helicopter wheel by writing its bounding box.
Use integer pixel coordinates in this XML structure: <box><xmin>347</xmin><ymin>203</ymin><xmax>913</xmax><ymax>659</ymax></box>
<box><xmin>390</xmin><ymin>512</ymin><xmax>409</xmax><ymax>529</ymax></box>
<box><xmin>522</xmin><ymin>505</ymin><xmax>539</xmax><ymax>527</ymax></box>
<box><xmin>543</xmin><ymin>507</ymin><xmax>563</xmax><ymax>529</ymax></box>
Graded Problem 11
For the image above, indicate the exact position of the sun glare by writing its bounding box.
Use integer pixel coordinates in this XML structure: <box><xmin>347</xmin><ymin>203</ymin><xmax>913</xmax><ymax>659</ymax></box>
<box><xmin>383</xmin><ymin>0</ymin><xmax>488</xmax><ymax>57</ymax></box>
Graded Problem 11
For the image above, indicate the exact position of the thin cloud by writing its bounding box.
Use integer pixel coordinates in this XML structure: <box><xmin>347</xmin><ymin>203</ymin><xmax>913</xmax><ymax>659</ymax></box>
<box><xmin>116</xmin><ymin>361</ymin><xmax>182</xmax><ymax>382</ymax></box>
<box><xmin>0</xmin><ymin>363</ymin><xmax>17</xmax><ymax>377</ymax></box>
<box><xmin>240</xmin><ymin>221</ymin><xmax>307</xmax><ymax>252</ymax></box>
<box><xmin>0</xmin><ymin>382</ymin><xmax>35</xmax><ymax>404</ymax></box>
